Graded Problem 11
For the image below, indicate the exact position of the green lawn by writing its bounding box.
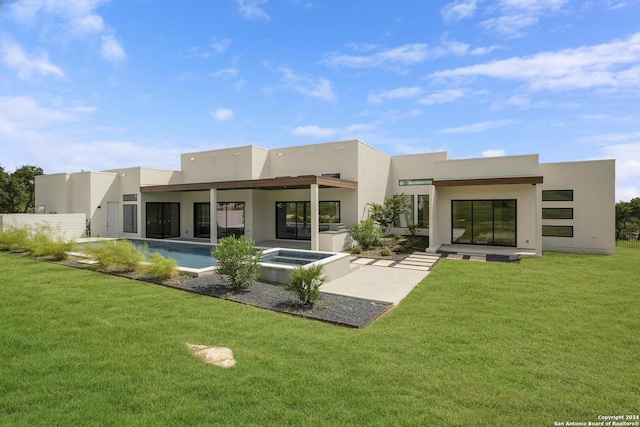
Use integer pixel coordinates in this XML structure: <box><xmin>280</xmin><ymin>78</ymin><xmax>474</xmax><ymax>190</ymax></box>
<box><xmin>1</xmin><ymin>249</ymin><xmax>639</xmax><ymax>426</ymax></box>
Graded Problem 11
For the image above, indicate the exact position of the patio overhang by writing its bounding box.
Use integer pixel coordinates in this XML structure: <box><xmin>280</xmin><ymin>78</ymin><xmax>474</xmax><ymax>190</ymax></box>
<box><xmin>139</xmin><ymin>175</ymin><xmax>358</xmax><ymax>193</ymax></box>
<box><xmin>432</xmin><ymin>175</ymin><xmax>543</xmax><ymax>187</ymax></box>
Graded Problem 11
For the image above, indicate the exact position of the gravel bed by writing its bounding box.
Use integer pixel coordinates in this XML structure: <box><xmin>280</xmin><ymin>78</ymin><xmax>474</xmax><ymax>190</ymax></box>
<box><xmin>167</xmin><ymin>275</ymin><xmax>392</xmax><ymax>328</ymax></box>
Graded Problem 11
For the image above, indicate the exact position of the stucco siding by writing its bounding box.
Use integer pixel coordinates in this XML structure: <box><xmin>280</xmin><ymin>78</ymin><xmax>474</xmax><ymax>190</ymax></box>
<box><xmin>0</xmin><ymin>213</ymin><xmax>86</xmax><ymax>239</ymax></box>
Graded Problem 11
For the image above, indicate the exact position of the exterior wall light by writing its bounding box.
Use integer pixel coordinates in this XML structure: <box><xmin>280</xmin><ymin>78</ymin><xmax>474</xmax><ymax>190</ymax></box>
<box><xmin>189</xmin><ymin>157</ymin><xmax>196</xmax><ymax>161</ymax></box>
<box><xmin>276</xmin><ymin>152</ymin><xmax>285</xmax><ymax>156</ymax></box>
<box><xmin>335</xmin><ymin>146</ymin><xmax>345</xmax><ymax>150</ymax></box>
<box><xmin>233</xmin><ymin>152</ymin><xmax>241</xmax><ymax>156</ymax></box>
<box><xmin>305</xmin><ymin>149</ymin><xmax>315</xmax><ymax>153</ymax></box>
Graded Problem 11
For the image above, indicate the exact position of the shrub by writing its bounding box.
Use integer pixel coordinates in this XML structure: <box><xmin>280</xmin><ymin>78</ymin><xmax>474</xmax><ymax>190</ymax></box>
<box><xmin>141</xmin><ymin>252</ymin><xmax>178</xmax><ymax>280</ymax></box>
<box><xmin>286</xmin><ymin>264</ymin><xmax>326</xmax><ymax>306</ymax></box>
<box><xmin>407</xmin><ymin>223</ymin><xmax>420</xmax><ymax>236</ymax></box>
<box><xmin>392</xmin><ymin>244</ymin><xmax>403</xmax><ymax>253</ymax></box>
<box><xmin>213</xmin><ymin>236</ymin><xmax>263</xmax><ymax>291</ymax></box>
<box><xmin>0</xmin><ymin>226</ymin><xmax>31</xmax><ymax>251</ymax></box>
<box><xmin>28</xmin><ymin>225</ymin><xmax>76</xmax><ymax>261</ymax></box>
<box><xmin>84</xmin><ymin>239</ymin><xmax>144</xmax><ymax>272</ymax></box>
<box><xmin>350</xmin><ymin>245</ymin><xmax>362</xmax><ymax>255</ymax></box>
<box><xmin>348</xmin><ymin>220</ymin><xmax>381</xmax><ymax>250</ymax></box>
<box><xmin>380</xmin><ymin>248</ymin><xmax>391</xmax><ymax>256</ymax></box>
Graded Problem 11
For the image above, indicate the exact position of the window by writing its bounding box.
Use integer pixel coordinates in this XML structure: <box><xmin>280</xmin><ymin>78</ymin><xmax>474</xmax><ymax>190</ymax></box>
<box><xmin>146</xmin><ymin>203</ymin><xmax>180</xmax><ymax>239</ymax></box>
<box><xmin>123</xmin><ymin>194</ymin><xmax>137</xmax><ymax>202</ymax></box>
<box><xmin>399</xmin><ymin>178</ymin><xmax>433</xmax><ymax>186</ymax></box>
<box><xmin>322</xmin><ymin>173</ymin><xmax>341</xmax><ymax>179</ymax></box>
<box><xmin>542</xmin><ymin>190</ymin><xmax>573</xmax><ymax>201</ymax></box>
<box><xmin>542</xmin><ymin>208</ymin><xmax>573</xmax><ymax>219</ymax></box>
<box><xmin>417</xmin><ymin>195</ymin><xmax>429</xmax><ymax>229</ymax></box>
<box><xmin>542</xmin><ymin>225</ymin><xmax>573</xmax><ymax>237</ymax></box>
<box><xmin>123</xmin><ymin>205</ymin><xmax>137</xmax><ymax>233</ymax></box>
<box><xmin>194</xmin><ymin>203</ymin><xmax>210</xmax><ymax>238</ymax></box>
<box><xmin>217</xmin><ymin>202</ymin><xmax>245</xmax><ymax>238</ymax></box>
<box><xmin>452</xmin><ymin>200</ymin><xmax>517</xmax><ymax>246</ymax></box>
<box><xmin>276</xmin><ymin>201</ymin><xmax>341</xmax><ymax>240</ymax></box>
<box><xmin>393</xmin><ymin>195</ymin><xmax>414</xmax><ymax>227</ymax></box>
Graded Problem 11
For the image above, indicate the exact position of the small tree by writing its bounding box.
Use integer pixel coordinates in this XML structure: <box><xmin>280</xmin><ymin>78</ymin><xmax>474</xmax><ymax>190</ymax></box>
<box><xmin>213</xmin><ymin>236</ymin><xmax>263</xmax><ymax>291</ymax></box>
<box><xmin>286</xmin><ymin>264</ymin><xmax>326</xmax><ymax>306</ymax></box>
<box><xmin>348</xmin><ymin>219</ymin><xmax>381</xmax><ymax>250</ymax></box>
<box><xmin>367</xmin><ymin>194</ymin><xmax>410</xmax><ymax>235</ymax></box>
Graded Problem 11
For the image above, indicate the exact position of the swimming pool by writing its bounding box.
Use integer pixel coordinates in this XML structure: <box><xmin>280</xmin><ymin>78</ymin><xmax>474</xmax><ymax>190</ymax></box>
<box><xmin>80</xmin><ymin>238</ymin><xmax>352</xmax><ymax>283</ymax></box>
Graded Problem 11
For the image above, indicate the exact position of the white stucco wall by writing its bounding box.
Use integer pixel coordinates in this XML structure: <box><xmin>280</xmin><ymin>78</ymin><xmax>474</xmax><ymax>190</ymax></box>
<box><xmin>0</xmin><ymin>213</ymin><xmax>87</xmax><ymax>239</ymax></box>
<box><xmin>540</xmin><ymin>160</ymin><xmax>615</xmax><ymax>254</ymax></box>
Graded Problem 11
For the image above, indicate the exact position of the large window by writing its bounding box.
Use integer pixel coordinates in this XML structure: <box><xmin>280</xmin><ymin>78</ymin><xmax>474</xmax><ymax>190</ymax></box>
<box><xmin>393</xmin><ymin>195</ymin><xmax>414</xmax><ymax>228</ymax></box>
<box><xmin>417</xmin><ymin>195</ymin><xmax>429</xmax><ymax>229</ymax></box>
<box><xmin>194</xmin><ymin>202</ymin><xmax>210</xmax><ymax>238</ymax></box>
<box><xmin>146</xmin><ymin>203</ymin><xmax>180</xmax><ymax>239</ymax></box>
<box><xmin>542</xmin><ymin>208</ymin><xmax>573</xmax><ymax>219</ymax></box>
<box><xmin>542</xmin><ymin>190</ymin><xmax>573</xmax><ymax>201</ymax></box>
<box><xmin>542</xmin><ymin>225</ymin><xmax>573</xmax><ymax>237</ymax></box>
<box><xmin>123</xmin><ymin>204</ymin><xmax>137</xmax><ymax>233</ymax></box>
<box><xmin>452</xmin><ymin>200</ymin><xmax>517</xmax><ymax>246</ymax></box>
<box><xmin>217</xmin><ymin>202</ymin><xmax>245</xmax><ymax>238</ymax></box>
<box><xmin>276</xmin><ymin>201</ymin><xmax>340</xmax><ymax>240</ymax></box>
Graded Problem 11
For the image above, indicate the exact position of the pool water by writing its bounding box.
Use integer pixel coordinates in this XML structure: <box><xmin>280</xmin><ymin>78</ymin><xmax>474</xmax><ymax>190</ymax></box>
<box><xmin>130</xmin><ymin>239</ymin><xmax>216</xmax><ymax>269</ymax></box>
<box><xmin>128</xmin><ymin>240</ymin><xmax>330</xmax><ymax>269</ymax></box>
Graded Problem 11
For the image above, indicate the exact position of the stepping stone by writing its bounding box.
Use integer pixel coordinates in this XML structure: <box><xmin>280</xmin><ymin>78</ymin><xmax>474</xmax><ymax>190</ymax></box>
<box><xmin>372</xmin><ymin>259</ymin><xmax>395</xmax><ymax>267</ymax></box>
<box><xmin>352</xmin><ymin>258</ymin><xmax>376</xmax><ymax>265</ymax></box>
<box><xmin>393</xmin><ymin>264</ymin><xmax>430</xmax><ymax>271</ymax></box>
<box><xmin>186</xmin><ymin>344</ymin><xmax>236</xmax><ymax>368</ymax></box>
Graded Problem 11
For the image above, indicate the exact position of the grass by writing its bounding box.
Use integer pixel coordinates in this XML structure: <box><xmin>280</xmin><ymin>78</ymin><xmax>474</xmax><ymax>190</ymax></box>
<box><xmin>1</xmin><ymin>249</ymin><xmax>639</xmax><ymax>426</ymax></box>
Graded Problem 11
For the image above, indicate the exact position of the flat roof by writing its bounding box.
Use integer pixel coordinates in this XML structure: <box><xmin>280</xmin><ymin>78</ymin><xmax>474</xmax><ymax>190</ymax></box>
<box><xmin>140</xmin><ymin>175</ymin><xmax>358</xmax><ymax>193</ymax></box>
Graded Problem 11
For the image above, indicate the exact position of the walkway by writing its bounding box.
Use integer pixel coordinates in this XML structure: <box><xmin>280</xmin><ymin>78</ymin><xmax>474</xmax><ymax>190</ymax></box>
<box><xmin>320</xmin><ymin>252</ymin><xmax>442</xmax><ymax>305</ymax></box>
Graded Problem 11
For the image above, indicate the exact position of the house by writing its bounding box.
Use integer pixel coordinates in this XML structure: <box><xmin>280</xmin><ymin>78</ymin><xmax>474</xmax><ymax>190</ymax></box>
<box><xmin>35</xmin><ymin>139</ymin><xmax>616</xmax><ymax>255</ymax></box>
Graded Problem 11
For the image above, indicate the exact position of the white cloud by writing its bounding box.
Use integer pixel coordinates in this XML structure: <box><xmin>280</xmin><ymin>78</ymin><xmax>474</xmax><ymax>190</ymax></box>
<box><xmin>211</xmin><ymin>37</ymin><xmax>231</xmax><ymax>54</ymax></box>
<box><xmin>442</xmin><ymin>0</ymin><xmax>479</xmax><ymax>22</ymax></box>
<box><xmin>322</xmin><ymin>43</ymin><xmax>429</xmax><ymax>70</ymax></box>
<box><xmin>210</xmin><ymin>108</ymin><xmax>234</xmax><ymax>122</ymax></box>
<box><xmin>0</xmin><ymin>35</ymin><xmax>64</xmax><ymax>79</ymax></box>
<box><xmin>101</xmin><ymin>35</ymin><xmax>126</xmax><ymax>63</ymax></box>
<box><xmin>276</xmin><ymin>67</ymin><xmax>336</xmax><ymax>101</ymax></box>
<box><xmin>290</xmin><ymin>125</ymin><xmax>338</xmax><ymax>138</ymax></box>
<box><xmin>598</xmin><ymin>141</ymin><xmax>640</xmax><ymax>201</ymax></box>
<box><xmin>482</xmin><ymin>149</ymin><xmax>506</xmax><ymax>157</ymax></box>
<box><xmin>418</xmin><ymin>89</ymin><xmax>468</xmax><ymax>105</ymax></box>
<box><xmin>368</xmin><ymin>87</ymin><xmax>423</xmax><ymax>104</ymax></box>
<box><xmin>8</xmin><ymin>0</ymin><xmax>125</xmax><ymax>62</ymax></box>
<box><xmin>235</xmin><ymin>0</ymin><xmax>270</xmax><ymax>21</ymax></box>
<box><xmin>212</xmin><ymin>67</ymin><xmax>239</xmax><ymax>78</ymax></box>
<box><xmin>290</xmin><ymin>123</ymin><xmax>375</xmax><ymax>139</ymax></box>
<box><xmin>431</xmin><ymin>33</ymin><xmax>640</xmax><ymax>92</ymax></box>
<box><xmin>440</xmin><ymin>119</ymin><xmax>518</xmax><ymax>134</ymax></box>
<box><xmin>480</xmin><ymin>14</ymin><xmax>538</xmax><ymax>37</ymax></box>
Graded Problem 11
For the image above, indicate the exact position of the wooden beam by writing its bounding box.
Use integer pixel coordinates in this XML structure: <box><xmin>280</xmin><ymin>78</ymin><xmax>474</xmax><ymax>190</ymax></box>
<box><xmin>140</xmin><ymin>175</ymin><xmax>358</xmax><ymax>193</ymax></box>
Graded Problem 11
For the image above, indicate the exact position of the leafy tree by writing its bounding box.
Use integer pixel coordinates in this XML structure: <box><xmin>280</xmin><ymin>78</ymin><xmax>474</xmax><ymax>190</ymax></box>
<box><xmin>367</xmin><ymin>193</ymin><xmax>410</xmax><ymax>235</ymax></box>
<box><xmin>616</xmin><ymin>197</ymin><xmax>640</xmax><ymax>240</ymax></box>
<box><xmin>0</xmin><ymin>165</ymin><xmax>44</xmax><ymax>213</ymax></box>
<box><xmin>348</xmin><ymin>219</ymin><xmax>381</xmax><ymax>250</ymax></box>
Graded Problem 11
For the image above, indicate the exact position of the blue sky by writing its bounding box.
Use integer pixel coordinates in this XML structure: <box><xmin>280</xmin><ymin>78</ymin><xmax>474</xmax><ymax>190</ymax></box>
<box><xmin>1</xmin><ymin>0</ymin><xmax>639</xmax><ymax>201</ymax></box>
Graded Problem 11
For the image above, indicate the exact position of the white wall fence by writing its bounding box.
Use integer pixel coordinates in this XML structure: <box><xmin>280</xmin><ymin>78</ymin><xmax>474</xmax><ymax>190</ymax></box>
<box><xmin>0</xmin><ymin>214</ymin><xmax>87</xmax><ymax>240</ymax></box>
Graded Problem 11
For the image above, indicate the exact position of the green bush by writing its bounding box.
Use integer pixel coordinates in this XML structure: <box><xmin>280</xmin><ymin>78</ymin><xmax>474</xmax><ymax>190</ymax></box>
<box><xmin>0</xmin><ymin>226</ymin><xmax>31</xmax><ymax>251</ymax></box>
<box><xmin>380</xmin><ymin>248</ymin><xmax>391</xmax><ymax>256</ymax></box>
<box><xmin>29</xmin><ymin>226</ymin><xmax>76</xmax><ymax>260</ymax></box>
<box><xmin>350</xmin><ymin>245</ymin><xmax>362</xmax><ymax>255</ymax></box>
<box><xmin>392</xmin><ymin>244</ymin><xmax>403</xmax><ymax>253</ymax></box>
<box><xmin>213</xmin><ymin>236</ymin><xmax>263</xmax><ymax>291</ymax></box>
<box><xmin>407</xmin><ymin>223</ymin><xmax>419</xmax><ymax>236</ymax></box>
<box><xmin>348</xmin><ymin>220</ymin><xmax>381</xmax><ymax>250</ymax></box>
<box><xmin>84</xmin><ymin>240</ymin><xmax>144</xmax><ymax>272</ymax></box>
<box><xmin>141</xmin><ymin>252</ymin><xmax>178</xmax><ymax>280</ymax></box>
<box><xmin>286</xmin><ymin>264</ymin><xmax>326</xmax><ymax>306</ymax></box>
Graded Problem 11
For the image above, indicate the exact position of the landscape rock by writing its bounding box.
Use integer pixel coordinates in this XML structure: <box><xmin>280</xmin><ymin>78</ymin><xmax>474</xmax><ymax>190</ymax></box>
<box><xmin>186</xmin><ymin>343</ymin><xmax>236</xmax><ymax>368</ymax></box>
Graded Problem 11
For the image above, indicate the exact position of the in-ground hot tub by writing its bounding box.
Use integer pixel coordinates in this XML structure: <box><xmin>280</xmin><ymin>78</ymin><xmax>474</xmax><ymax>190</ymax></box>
<box><xmin>259</xmin><ymin>248</ymin><xmax>351</xmax><ymax>284</ymax></box>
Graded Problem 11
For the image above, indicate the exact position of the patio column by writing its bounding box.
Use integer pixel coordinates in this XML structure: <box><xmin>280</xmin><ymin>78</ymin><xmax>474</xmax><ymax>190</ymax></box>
<box><xmin>310</xmin><ymin>183</ymin><xmax>319</xmax><ymax>251</ymax></box>
<box><xmin>209</xmin><ymin>188</ymin><xmax>217</xmax><ymax>244</ymax></box>
<box><xmin>427</xmin><ymin>185</ymin><xmax>439</xmax><ymax>253</ymax></box>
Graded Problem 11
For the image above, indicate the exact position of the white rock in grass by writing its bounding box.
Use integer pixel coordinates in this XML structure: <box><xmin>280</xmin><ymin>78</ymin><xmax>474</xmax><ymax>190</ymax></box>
<box><xmin>186</xmin><ymin>343</ymin><xmax>236</xmax><ymax>368</ymax></box>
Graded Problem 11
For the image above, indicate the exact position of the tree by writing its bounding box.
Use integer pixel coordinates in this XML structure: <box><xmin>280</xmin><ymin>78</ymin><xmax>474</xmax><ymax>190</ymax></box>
<box><xmin>367</xmin><ymin>193</ymin><xmax>411</xmax><ymax>235</ymax></box>
<box><xmin>0</xmin><ymin>165</ymin><xmax>44</xmax><ymax>213</ymax></box>
<box><xmin>616</xmin><ymin>197</ymin><xmax>640</xmax><ymax>240</ymax></box>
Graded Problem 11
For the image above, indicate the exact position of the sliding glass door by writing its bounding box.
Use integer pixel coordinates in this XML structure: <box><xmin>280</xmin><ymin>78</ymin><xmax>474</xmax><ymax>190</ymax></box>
<box><xmin>275</xmin><ymin>201</ymin><xmax>341</xmax><ymax>240</ymax></box>
<box><xmin>193</xmin><ymin>202</ymin><xmax>210</xmax><ymax>238</ymax></box>
<box><xmin>146</xmin><ymin>202</ymin><xmax>180</xmax><ymax>239</ymax></box>
<box><xmin>451</xmin><ymin>200</ymin><xmax>516</xmax><ymax>246</ymax></box>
